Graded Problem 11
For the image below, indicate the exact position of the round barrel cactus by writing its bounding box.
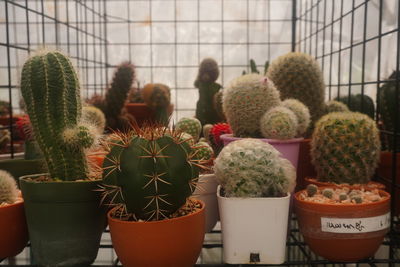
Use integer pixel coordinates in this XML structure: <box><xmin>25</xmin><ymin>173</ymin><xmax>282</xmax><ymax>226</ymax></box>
<box><xmin>175</xmin><ymin>117</ymin><xmax>202</xmax><ymax>141</ymax></box>
<box><xmin>0</xmin><ymin>170</ymin><xmax>18</xmax><ymax>204</ymax></box>
<box><xmin>311</xmin><ymin>112</ymin><xmax>381</xmax><ymax>184</ymax></box>
<box><xmin>325</xmin><ymin>100</ymin><xmax>349</xmax><ymax>113</ymax></box>
<box><xmin>260</xmin><ymin>106</ymin><xmax>298</xmax><ymax>139</ymax></box>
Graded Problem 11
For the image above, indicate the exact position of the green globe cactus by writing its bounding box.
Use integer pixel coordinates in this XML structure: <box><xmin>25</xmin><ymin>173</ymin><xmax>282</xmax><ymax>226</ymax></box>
<box><xmin>82</xmin><ymin>106</ymin><xmax>106</xmax><ymax>134</ymax></box>
<box><xmin>311</xmin><ymin>112</ymin><xmax>381</xmax><ymax>185</ymax></box>
<box><xmin>267</xmin><ymin>52</ymin><xmax>326</xmax><ymax>135</ymax></box>
<box><xmin>0</xmin><ymin>170</ymin><xmax>18</xmax><ymax>204</ymax></box>
<box><xmin>260</xmin><ymin>106</ymin><xmax>298</xmax><ymax>139</ymax></box>
<box><xmin>223</xmin><ymin>74</ymin><xmax>281</xmax><ymax>137</ymax></box>
<box><xmin>175</xmin><ymin>117</ymin><xmax>202</xmax><ymax>142</ymax></box>
<box><xmin>335</xmin><ymin>94</ymin><xmax>375</xmax><ymax>119</ymax></box>
<box><xmin>322</xmin><ymin>188</ymin><xmax>334</xmax><ymax>199</ymax></box>
<box><xmin>214</xmin><ymin>138</ymin><xmax>295</xmax><ymax>198</ymax></box>
<box><xmin>101</xmin><ymin>126</ymin><xmax>205</xmax><ymax>221</ymax></box>
<box><xmin>195</xmin><ymin>58</ymin><xmax>223</xmax><ymax>125</ymax></box>
<box><xmin>306</xmin><ymin>184</ymin><xmax>318</xmax><ymax>197</ymax></box>
<box><xmin>193</xmin><ymin>141</ymin><xmax>214</xmax><ymax>161</ymax></box>
<box><xmin>325</xmin><ymin>100</ymin><xmax>349</xmax><ymax>113</ymax></box>
<box><xmin>281</xmin><ymin>99</ymin><xmax>311</xmax><ymax>137</ymax></box>
<box><xmin>20</xmin><ymin>51</ymin><xmax>95</xmax><ymax>181</ymax></box>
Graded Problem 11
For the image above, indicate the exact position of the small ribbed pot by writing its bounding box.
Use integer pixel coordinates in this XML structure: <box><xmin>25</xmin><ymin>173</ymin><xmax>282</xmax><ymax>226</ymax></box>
<box><xmin>19</xmin><ymin>174</ymin><xmax>107</xmax><ymax>267</ymax></box>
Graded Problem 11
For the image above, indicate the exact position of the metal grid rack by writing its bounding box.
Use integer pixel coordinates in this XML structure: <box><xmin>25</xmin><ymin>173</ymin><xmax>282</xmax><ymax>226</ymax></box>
<box><xmin>1</xmin><ymin>0</ymin><xmax>400</xmax><ymax>266</ymax></box>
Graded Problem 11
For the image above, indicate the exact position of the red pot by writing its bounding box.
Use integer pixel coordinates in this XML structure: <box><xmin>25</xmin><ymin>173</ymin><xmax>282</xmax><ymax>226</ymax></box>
<box><xmin>0</xmin><ymin>200</ymin><xmax>29</xmax><ymax>258</ymax></box>
<box><xmin>294</xmin><ymin>188</ymin><xmax>390</xmax><ymax>262</ymax></box>
<box><xmin>125</xmin><ymin>103</ymin><xmax>156</xmax><ymax>127</ymax></box>
<box><xmin>108</xmin><ymin>199</ymin><xmax>205</xmax><ymax>267</ymax></box>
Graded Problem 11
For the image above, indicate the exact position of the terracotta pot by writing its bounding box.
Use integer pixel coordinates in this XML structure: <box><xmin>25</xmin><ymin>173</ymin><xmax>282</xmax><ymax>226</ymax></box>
<box><xmin>0</xmin><ymin>199</ymin><xmax>29</xmax><ymax>259</ymax></box>
<box><xmin>108</xmin><ymin>199</ymin><xmax>205</xmax><ymax>267</ymax></box>
<box><xmin>377</xmin><ymin>151</ymin><xmax>400</xmax><ymax>215</ymax></box>
<box><xmin>304</xmin><ymin>177</ymin><xmax>386</xmax><ymax>191</ymax></box>
<box><xmin>294</xmin><ymin>188</ymin><xmax>390</xmax><ymax>262</ymax></box>
<box><xmin>295</xmin><ymin>138</ymin><xmax>316</xmax><ymax>192</ymax></box>
<box><xmin>125</xmin><ymin>103</ymin><xmax>155</xmax><ymax>127</ymax></box>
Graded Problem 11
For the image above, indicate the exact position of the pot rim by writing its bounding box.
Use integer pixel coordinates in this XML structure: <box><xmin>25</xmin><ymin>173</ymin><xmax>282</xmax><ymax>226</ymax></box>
<box><xmin>216</xmin><ymin>185</ymin><xmax>291</xmax><ymax>200</ymax></box>
<box><xmin>294</xmin><ymin>186</ymin><xmax>390</xmax><ymax>207</ymax></box>
<box><xmin>19</xmin><ymin>173</ymin><xmax>102</xmax><ymax>185</ymax></box>
<box><xmin>305</xmin><ymin>177</ymin><xmax>385</xmax><ymax>188</ymax></box>
<box><xmin>219</xmin><ymin>133</ymin><xmax>304</xmax><ymax>144</ymax></box>
<box><xmin>107</xmin><ymin>198</ymin><xmax>205</xmax><ymax>225</ymax></box>
<box><xmin>0</xmin><ymin>199</ymin><xmax>24</xmax><ymax>210</ymax></box>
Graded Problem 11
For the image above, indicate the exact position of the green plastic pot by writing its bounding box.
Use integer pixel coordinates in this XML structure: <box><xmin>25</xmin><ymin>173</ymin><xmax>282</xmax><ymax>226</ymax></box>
<box><xmin>20</xmin><ymin>174</ymin><xmax>107</xmax><ymax>267</ymax></box>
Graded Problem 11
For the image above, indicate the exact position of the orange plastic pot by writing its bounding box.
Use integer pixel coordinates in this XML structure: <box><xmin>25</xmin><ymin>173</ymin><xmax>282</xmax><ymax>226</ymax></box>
<box><xmin>125</xmin><ymin>103</ymin><xmax>156</xmax><ymax>127</ymax></box>
<box><xmin>294</xmin><ymin>189</ymin><xmax>390</xmax><ymax>262</ymax></box>
<box><xmin>377</xmin><ymin>151</ymin><xmax>400</xmax><ymax>215</ymax></box>
<box><xmin>108</xmin><ymin>199</ymin><xmax>205</xmax><ymax>267</ymax></box>
<box><xmin>0</xmin><ymin>200</ymin><xmax>29</xmax><ymax>259</ymax></box>
<box><xmin>304</xmin><ymin>177</ymin><xmax>386</xmax><ymax>190</ymax></box>
<box><xmin>295</xmin><ymin>139</ymin><xmax>316</xmax><ymax>192</ymax></box>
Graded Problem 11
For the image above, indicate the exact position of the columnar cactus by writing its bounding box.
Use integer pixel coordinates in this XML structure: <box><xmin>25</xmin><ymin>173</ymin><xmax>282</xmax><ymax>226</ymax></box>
<box><xmin>82</xmin><ymin>106</ymin><xmax>106</xmax><ymax>134</ymax></box>
<box><xmin>175</xmin><ymin>117</ymin><xmax>202</xmax><ymax>142</ymax></box>
<box><xmin>214</xmin><ymin>139</ymin><xmax>295</xmax><ymax>198</ymax></box>
<box><xmin>336</xmin><ymin>94</ymin><xmax>375</xmax><ymax>119</ymax></box>
<box><xmin>142</xmin><ymin>83</ymin><xmax>171</xmax><ymax>125</ymax></box>
<box><xmin>195</xmin><ymin>58</ymin><xmax>223</xmax><ymax>125</ymax></box>
<box><xmin>0</xmin><ymin>170</ymin><xmax>18</xmax><ymax>204</ymax></box>
<box><xmin>281</xmin><ymin>99</ymin><xmax>311</xmax><ymax>136</ymax></box>
<box><xmin>223</xmin><ymin>74</ymin><xmax>281</xmax><ymax>137</ymax></box>
<box><xmin>311</xmin><ymin>112</ymin><xmax>381</xmax><ymax>184</ymax></box>
<box><xmin>325</xmin><ymin>100</ymin><xmax>349</xmax><ymax>113</ymax></box>
<box><xmin>242</xmin><ymin>59</ymin><xmax>269</xmax><ymax>75</ymax></box>
<box><xmin>267</xmin><ymin>52</ymin><xmax>326</xmax><ymax>135</ymax></box>
<box><xmin>101</xmin><ymin>126</ymin><xmax>205</xmax><ymax>221</ymax></box>
<box><xmin>21</xmin><ymin>51</ymin><xmax>94</xmax><ymax>181</ymax></box>
<box><xmin>260</xmin><ymin>106</ymin><xmax>298</xmax><ymax>139</ymax></box>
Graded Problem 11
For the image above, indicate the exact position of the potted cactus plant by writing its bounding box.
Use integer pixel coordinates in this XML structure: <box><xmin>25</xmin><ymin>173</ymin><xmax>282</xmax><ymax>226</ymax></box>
<box><xmin>101</xmin><ymin>124</ymin><xmax>207</xmax><ymax>266</ymax></box>
<box><xmin>18</xmin><ymin>51</ymin><xmax>106</xmax><ymax>266</ymax></box>
<box><xmin>220</xmin><ymin>73</ymin><xmax>309</xmax><ymax>168</ymax></box>
<box><xmin>0</xmin><ymin>170</ymin><xmax>28</xmax><ymax>260</ymax></box>
<box><xmin>215</xmin><ymin>138</ymin><xmax>296</xmax><ymax>264</ymax></box>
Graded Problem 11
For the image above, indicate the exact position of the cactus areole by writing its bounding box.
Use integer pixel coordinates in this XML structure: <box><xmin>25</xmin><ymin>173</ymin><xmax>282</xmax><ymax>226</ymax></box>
<box><xmin>20</xmin><ymin>51</ymin><xmax>92</xmax><ymax>181</ymax></box>
<box><xmin>102</xmin><ymin>126</ymin><xmax>205</xmax><ymax>221</ymax></box>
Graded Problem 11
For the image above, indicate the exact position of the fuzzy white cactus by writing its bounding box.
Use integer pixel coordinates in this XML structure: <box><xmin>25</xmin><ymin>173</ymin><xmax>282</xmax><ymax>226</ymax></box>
<box><xmin>0</xmin><ymin>170</ymin><xmax>18</xmax><ymax>204</ymax></box>
<box><xmin>281</xmin><ymin>99</ymin><xmax>311</xmax><ymax>136</ymax></box>
<box><xmin>260</xmin><ymin>106</ymin><xmax>298</xmax><ymax>139</ymax></box>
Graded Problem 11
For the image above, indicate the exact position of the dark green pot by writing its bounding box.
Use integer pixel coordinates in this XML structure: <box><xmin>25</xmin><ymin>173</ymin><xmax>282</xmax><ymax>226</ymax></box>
<box><xmin>20</xmin><ymin>174</ymin><xmax>107</xmax><ymax>267</ymax></box>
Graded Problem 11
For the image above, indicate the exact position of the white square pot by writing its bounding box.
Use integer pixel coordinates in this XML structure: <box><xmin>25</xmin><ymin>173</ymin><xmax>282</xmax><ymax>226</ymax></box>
<box><xmin>217</xmin><ymin>185</ymin><xmax>290</xmax><ymax>264</ymax></box>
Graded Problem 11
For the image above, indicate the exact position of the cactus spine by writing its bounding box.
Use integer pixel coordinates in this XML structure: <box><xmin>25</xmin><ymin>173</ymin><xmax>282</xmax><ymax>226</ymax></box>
<box><xmin>223</xmin><ymin>74</ymin><xmax>281</xmax><ymax>137</ymax></box>
<box><xmin>21</xmin><ymin>51</ymin><xmax>93</xmax><ymax>181</ymax></box>
<box><xmin>311</xmin><ymin>112</ymin><xmax>381</xmax><ymax>184</ymax></box>
<box><xmin>195</xmin><ymin>58</ymin><xmax>223</xmax><ymax>125</ymax></box>
<box><xmin>0</xmin><ymin>170</ymin><xmax>18</xmax><ymax>204</ymax></box>
<box><xmin>260</xmin><ymin>106</ymin><xmax>298</xmax><ymax>139</ymax></box>
<box><xmin>102</xmin><ymin>126</ymin><xmax>205</xmax><ymax>221</ymax></box>
<box><xmin>215</xmin><ymin>139</ymin><xmax>295</xmax><ymax>198</ymax></box>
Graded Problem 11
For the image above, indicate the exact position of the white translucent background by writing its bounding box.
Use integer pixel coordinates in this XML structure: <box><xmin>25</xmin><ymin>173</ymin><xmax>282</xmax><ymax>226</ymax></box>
<box><xmin>0</xmin><ymin>0</ymin><xmax>398</xmax><ymax>121</ymax></box>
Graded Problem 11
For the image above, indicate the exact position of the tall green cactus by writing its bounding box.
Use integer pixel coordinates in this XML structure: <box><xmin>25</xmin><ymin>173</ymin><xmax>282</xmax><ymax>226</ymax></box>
<box><xmin>102</xmin><ymin>126</ymin><xmax>205</xmax><ymax>221</ymax></box>
<box><xmin>21</xmin><ymin>51</ymin><xmax>94</xmax><ymax>181</ymax></box>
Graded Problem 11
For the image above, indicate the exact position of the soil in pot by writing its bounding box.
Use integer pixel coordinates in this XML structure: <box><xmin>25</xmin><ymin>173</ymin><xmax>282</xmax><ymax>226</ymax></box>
<box><xmin>108</xmin><ymin>198</ymin><xmax>205</xmax><ymax>267</ymax></box>
<box><xmin>304</xmin><ymin>177</ymin><xmax>386</xmax><ymax>191</ymax></box>
<box><xmin>295</xmin><ymin>187</ymin><xmax>390</xmax><ymax>262</ymax></box>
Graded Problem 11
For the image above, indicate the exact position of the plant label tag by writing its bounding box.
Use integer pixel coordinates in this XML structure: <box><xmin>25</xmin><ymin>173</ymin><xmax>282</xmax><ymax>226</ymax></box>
<box><xmin>321</xmin><ymin>213</ymin><xmax>390</xmax><ymax>233</ymax></box>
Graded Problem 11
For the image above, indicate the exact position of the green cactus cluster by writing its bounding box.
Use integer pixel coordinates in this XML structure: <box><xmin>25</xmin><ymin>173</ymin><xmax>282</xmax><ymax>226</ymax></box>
<box><xmin>281</xmin><ymin>99</ymin><xmax>311</xmax><ymax>137</ymax></box>
<box><xmin>223</xmin><ymin>74</ymin><xmax>281</xmax><ymax>137</ymax></box>
<box><xmin>311</xmin><ymin>112</ymin><xmax>381</xmax><ymax>185</ymax></box>
<box><xmin>192</xmin><ymin>141</ymin><xmax>214</xmax><ymax>161</ymax></box>
<box><xmin>195</xmin><ymin>58</ymin><xmax>223</xmax><ymax>125</ymax></box>
<box><xmin>335</xmin><ymin>94</ymin><xmax>375</xmax><ymax>119</ymax></box>
<box><xmin>267</xmin><ymin>52</ymin><xmax>326</xmax><ymax>135</ymax></box>
<box><xmin>260</xmin><ymin>106</ymin><xmax>298</xmax><ymax>139</ymax></box>
<box><xmin>325</xmin><ymin>100</ymin><xmax>349</xmax><ymax>113</ymax></box>
<box><xmin>0</xmin><ymin>170</ymin><xmax>18</xmax><ymax>204</ymax></box>
<box><xmin>242</xmin><ymin>59</ymin><xmax>269</xmax><ymax>76</ymax></box>
<box><xmin>142</xmin><ymin>83</ymin><xmax>171</xmax><ymax>126</ymax></box>
<box><xmin>21</xmin><ymin>51</ymin><xmax>96</xmax><ymax>181</ymax></box>
<box><xmin>175</xmin><ymin>117</ymin><xmax>202</xmax><ymax>142</ymax></box>
<box><xmin>101</xmin><ymin>126</ymin><xmax>205</xmax><ymax>221</ymax></box>
<box><xmin>214</xmin><ymin>138</ymin><xmax>295</xmax><ymax>198</ymax></box>
<box><xmin>82</xmin><ymin>106</ymin><xmax>106</xmax><ymax>134</ymax></box>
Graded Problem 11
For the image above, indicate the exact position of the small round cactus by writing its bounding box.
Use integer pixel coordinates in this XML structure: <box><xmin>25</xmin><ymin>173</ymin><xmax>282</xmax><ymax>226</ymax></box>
<box><xmin>325</xmin><ymin>100</ymin><xmax>349</xmax><ymax>113</ymax></box>
<box><xmin>178</xmin><ymin>132</ymin><xmax>195</xmax><ymax>146</ymax></box>
<box><xmin>193</xmin><ymin>141</ymin><xmax>214</xmax><ymax>161</ymax></box>
<box><xmin>223</xmin><ymin>74</ymin><xmax>281</xmax><ymax>137</ymax></box>
<box><xmin>62</xmin><ymin>124</ymin><xmax>96</xmax><ymax>149</ymax></box>
<box><xmin>322</xmin><ymin>188</ymin><xmax>334</xmax><ymax>199</ymax></box>
<box><xmin>339</xmin><ymin>192</ymin><xmax>348</xmax><ymax>201</ymax></box>
<box><xmin>306</xmin><ymin>184</ymin><xmax>318</xmax><ymax>197</ymax></box>
<box><xmin>0</xmin><ymin>170</ymin><xmax>18</xmax><ymax>204</ymax></box>
<box><xmin>260</xmin><ymin>106</ymin><xmax>298</xmax><ymax>139</ymax></box>
<box><xmin>351</xmin><ymin>195</ymin><xmax>363</xmax><ymax>204</ymax></box>
<box><xmin>175</xmin><ymin>117</ymin><xmax>202</xmax><ymax>142</ymax></box>
<box><xmin>281</xmin><ymin>99</ymin><xmax>311</xmax><ymax>136</ymax></box>
<box><xmin>214</xmin><ymin>138</ymin><xmax>295</xmax><ymax>198</ymax></box>
<box><xmin>82</xmin><ymin>106</ymin><xmax>106</xmax><ymax>134</ymax></box>
<box><xmin>202</xmin><ymin>124</ymin><xmax>213</xmax><ymax>142</ymax></box>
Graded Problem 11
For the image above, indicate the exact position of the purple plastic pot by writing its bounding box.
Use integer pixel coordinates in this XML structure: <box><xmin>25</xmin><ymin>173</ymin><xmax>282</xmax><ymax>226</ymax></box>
<box><xmin>220</xmin><ymin>134</ymin><xmax>303</xmax><ymax>169</ymax></box>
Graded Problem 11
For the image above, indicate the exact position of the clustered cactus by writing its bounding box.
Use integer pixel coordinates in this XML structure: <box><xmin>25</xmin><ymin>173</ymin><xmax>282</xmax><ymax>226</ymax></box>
<box><xmin>281</xmin><ymin>99</ymin><xmax>311</xmax><ymax>136</ymax></box>
<box><xmin>101</xmin><ymin>126</ymin><xmax>206</xmax><ymax>221</ymax></box>
<box><xmin>90</xmin><ymin>62</ymin><xmax>135</xmax><ymax>131</ymax></box>
<box><xmin>141</xmin><ymin>83</ymin><xmax>171</xmax><ymax>125</ymax></box>
<box><xmin>0</xmin><ymin>170</ymin><xmax>18</xmax><ymax>204</ymax></box>
<box><xmin>223</xmin><ymin>74</ymin><xmax>281</xmax><ymax>137</ymax></box>
<box><xmin>21</xmin><ymin>51</ymin><xmax>96</xmax><ymax>181</ymax></box>
<box><xmin>311</xmin><ymin>112</ymin><xmax>381</xmax><ymax>185</ymax></box>
<box><xmin>175</xmin><ymin>117</ymin><xmax>202</xmax><ymax>141</ymax></box>
<box><xmin>214</xmin><ymin>139</ymin><xmax>296</xmax><ymax>198</ymax></box>
<box><xmin>195</xmin><ymin>58</ymin><xmax>224</xmax><ymax>125</ymax></box>
<box><xmin>267</xmin><ymin>52</ymin><xmax>326</xmax><ymax>135</ymax></box>
<box><xmin>336</xmin><ymin>94</ymin><xmax>375</xmax><ymax>119</ymax></box>
<box><xmin>260</xmin><ymin>106</ymin><xmax>298</xmax><ymax>139</ymax></box>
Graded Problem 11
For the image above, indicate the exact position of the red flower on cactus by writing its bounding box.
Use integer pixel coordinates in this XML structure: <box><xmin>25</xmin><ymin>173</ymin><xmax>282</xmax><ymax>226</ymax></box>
<box><xmin>210</xmin><ymin>123</ymin><xmax>232</xmax><ymax>147</ymax></box>
<box><xmin>15</xmin><ymin>114</ymin><xmax>33</xmax><ymax>141</ymax></box>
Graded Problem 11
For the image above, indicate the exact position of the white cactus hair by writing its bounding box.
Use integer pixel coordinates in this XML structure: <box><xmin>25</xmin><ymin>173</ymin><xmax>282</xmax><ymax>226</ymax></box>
<box><xmin>0</xmin><ymin>170</ymin><xmax>18</xmax><ymax>204</ymax></box>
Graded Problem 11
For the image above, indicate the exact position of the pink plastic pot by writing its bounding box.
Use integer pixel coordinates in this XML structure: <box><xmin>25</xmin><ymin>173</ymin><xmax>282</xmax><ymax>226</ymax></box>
<box><xmin>220</xmin><ymin>134</ymin><xmax>303</xmax><ymax>169</ymax></box>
